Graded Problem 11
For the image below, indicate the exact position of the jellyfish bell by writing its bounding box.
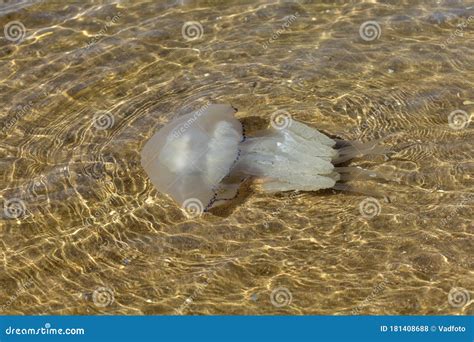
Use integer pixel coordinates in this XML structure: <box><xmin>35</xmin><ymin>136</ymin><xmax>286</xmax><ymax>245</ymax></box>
<box><xmin>141</xmin><ymin>104</ymin><xmax>388</xmax><ymax>213</ymax></box>
<box><xmin>140</xmin><ymin>104</ymin><xmax>243</xmax><ymax>212</ymax></box>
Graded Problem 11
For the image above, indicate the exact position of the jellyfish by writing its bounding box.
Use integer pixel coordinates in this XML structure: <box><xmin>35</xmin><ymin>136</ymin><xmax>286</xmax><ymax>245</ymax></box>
<box><xmin>141</xmin><ymin>104</ymin><xmax>387</xmax><ymax>213</ymax></box>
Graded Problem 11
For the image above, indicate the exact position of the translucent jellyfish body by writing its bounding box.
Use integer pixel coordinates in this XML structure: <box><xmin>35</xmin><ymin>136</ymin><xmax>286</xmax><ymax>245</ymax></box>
<box><xmin>141</xmin><ymin>104</ymin><xmax>383</xmax><ymax>212</ymax></box>
<box><xmin>141</xmin><ymin>104</ymin><xmax>243</xmax><ymax>211</ymax></box>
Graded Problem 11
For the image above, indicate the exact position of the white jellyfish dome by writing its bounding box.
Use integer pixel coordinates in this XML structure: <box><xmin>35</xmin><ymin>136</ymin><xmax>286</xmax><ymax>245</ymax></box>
<box><xmin>141</xmin><ymin>104</ymin><xmax>243</xmax><ymax>211</ymax></box>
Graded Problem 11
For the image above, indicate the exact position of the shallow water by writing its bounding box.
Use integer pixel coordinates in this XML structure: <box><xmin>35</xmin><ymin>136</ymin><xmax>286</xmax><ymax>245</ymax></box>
<box><xmin>0</xmin><ymin>0</ymin><xmax>473</xmax><ymax>315</ymax></box>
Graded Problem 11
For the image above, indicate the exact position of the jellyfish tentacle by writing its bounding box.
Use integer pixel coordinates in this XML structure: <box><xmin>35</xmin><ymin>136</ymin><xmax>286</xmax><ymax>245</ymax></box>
<box><xmin>232</xmin><ymin>121</ymin><xmax>339</xmax><ymax>193</ymax></box>
<box><xmin>333</xmin><ymin>136</ymin><xmax>391</xmax><ymax>164</ymax></box>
